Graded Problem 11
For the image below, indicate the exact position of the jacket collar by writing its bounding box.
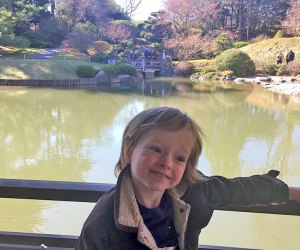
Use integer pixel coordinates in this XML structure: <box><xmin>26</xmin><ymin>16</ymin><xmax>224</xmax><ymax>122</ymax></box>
<box><xmin>114</xmin><ymin>164</ymin><xmax>191</xmax><ymax>250</ymax></box>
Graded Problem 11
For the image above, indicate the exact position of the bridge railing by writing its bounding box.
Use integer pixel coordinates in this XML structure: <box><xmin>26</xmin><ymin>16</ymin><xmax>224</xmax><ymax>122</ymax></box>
<box><xmin>1</xmin><ymin>178</ymin><xmax>300</xmax><ymax>250</ymax></box>
<box><xmin>128</xmin><ymin>59</ymin><xmax>172</xmax><ymax>70</ymax></box>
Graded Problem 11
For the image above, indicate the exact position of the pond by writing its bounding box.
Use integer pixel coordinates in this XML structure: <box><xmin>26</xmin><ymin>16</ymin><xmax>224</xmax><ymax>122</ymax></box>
<box><xmin>0</xmin><ymin>77</ymin><xmax>300</xmax><ymax>249</ymax></box>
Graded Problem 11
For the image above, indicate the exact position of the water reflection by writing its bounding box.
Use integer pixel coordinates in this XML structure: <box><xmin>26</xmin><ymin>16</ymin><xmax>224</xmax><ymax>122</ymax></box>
<box><xmin>0</xmin><ymin>79</ymin><xmax>300</xmax><ymax>249</ymax></box>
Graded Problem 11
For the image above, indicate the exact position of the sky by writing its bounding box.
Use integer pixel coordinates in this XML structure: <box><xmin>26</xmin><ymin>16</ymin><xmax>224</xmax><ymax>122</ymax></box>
<box><xmin>129</xmin><ymin>0</ymin><xmax>165</xmax><ymax>21</ymax></box>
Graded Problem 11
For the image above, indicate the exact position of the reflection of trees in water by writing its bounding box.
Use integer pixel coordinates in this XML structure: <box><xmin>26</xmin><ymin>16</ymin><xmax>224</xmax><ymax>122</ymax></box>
<box><xmin>1</xmin><ymin>83</ymin><xmax>299</xmax><ymax>233</ymax></box>
<box><xmin>204</xmin><ymin>103</ymin><xmax>284</xmax><ymax>176</ymax></box>
<box><xmin>205</xmin><ymin>94</ymin><xmax>299</xmax><ymax>178</ymax></box>
<box><xmin>246</xmin><ymin>85</ymin><xmax>300</xmax><ymax>111</ymax></box>
<box><xmin>0</xmin><ymin>88</ymin><xmax>133</xmax><ymax>233</ymax></box>
<box><xmin>137</xmin><ymin>80</ymin><xmax>175</xmax><ymax>97</ymax></box>
<box><xmin>0</xmin><ymin>89</ymin><xmax>131</xmax><ymax>181</ymax></box>
<box><xmin>156</xmin><ymin>87</ymin><xmax>298</xmax><ymax>178</ymax></box>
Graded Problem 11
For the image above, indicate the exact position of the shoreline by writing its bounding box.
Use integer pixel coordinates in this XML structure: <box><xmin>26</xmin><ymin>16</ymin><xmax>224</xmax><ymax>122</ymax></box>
<box><xmin>234</xmin><ymin>75</ymin><xmax>300</xmax><ymax>96</ymax></box>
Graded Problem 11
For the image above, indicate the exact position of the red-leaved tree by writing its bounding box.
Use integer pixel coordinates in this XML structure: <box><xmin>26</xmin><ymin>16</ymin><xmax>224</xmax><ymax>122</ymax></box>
<box><xmin>162</xmin><ymin>0</ymin><xmax>219</xmax><ymax>37</ymax></box>
<box><xmin>163</xmin><ymin>34</ymin><xmax>214</xmax><ymax>60</ymax></box>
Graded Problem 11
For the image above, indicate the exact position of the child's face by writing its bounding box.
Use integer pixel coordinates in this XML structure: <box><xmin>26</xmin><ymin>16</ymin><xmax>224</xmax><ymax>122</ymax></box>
<box><xmin>128</xmin><ymin>127</ymin><xmax>194</xmax><ymax>196</ymax></box>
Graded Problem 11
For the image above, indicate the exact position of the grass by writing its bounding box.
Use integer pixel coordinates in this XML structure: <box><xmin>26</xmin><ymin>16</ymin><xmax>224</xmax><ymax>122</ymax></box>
<box><xmin>241</xmin><ymin>37</ymin><xmax>300</xmax><ymax>64</ymax></box>
<box><xmin>0</xmin><ymin>59</ymin><xmax>101</xmax><ymax>80</ymax></box>
<box><xmin>0</xmin><ymin>46</ymin><xmax>40</xmax><ymax>58</ymax></box>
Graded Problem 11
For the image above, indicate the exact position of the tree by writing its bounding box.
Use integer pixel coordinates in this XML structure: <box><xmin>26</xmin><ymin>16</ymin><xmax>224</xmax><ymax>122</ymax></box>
<box><xmin>116</xmin><ymin>0</ymin><xmax>142</xmax><ymax>18</ymax></box>
<box><xmin>163</xmin><ymin>0</ymin><xmax>219</xmax><ymax>37</ymax></box>
<box><xmin>101</xmin><ymin>21</ymin><xmax>132</xmax><ymax>44</ymax></box>
<box><xmin>138</xmin><ymin>11</ymin><xmax>173</xmax><ymax>44</ymax></box>
<box><xmin>0</xmin><ymin>6</ymin><xmax>15</xmax><ymax>36</ymax></box>
<box><xmin>283</xmin><ymin>0</ymin><xmax>300</xmax><ymax>35</ymax></box>
<box><xmin>55</xmin><ymin>0</ymin><xmax>126</xmax><ymax>33</ymax></box>
<box><xmin>217</xmin><ymin>0</ymin><xmax>290</xmax><ymax>40</ymax></box>
<box><xmin>100</xmin><ymin>21</ymin><xmax>132</xmax><ymax>57</ymax></box>
<box><xmin>163</xmin><ymin>34</ymin><xmax>214</xmax><ymax>60</ymax></box>
<box><xmin>64</xmin><ymin>30</ymin><xmax>97</xmax><ymax>53</ymax></box>
<box><xmin>9</xmin><ymin>0</ymin><xmax>52</xmax><ymax>36</ymax></box>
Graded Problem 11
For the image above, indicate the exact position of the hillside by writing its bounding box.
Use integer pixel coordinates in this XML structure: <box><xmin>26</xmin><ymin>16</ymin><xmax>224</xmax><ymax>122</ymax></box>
<box><xmin>241</xmin><ymin>37</ymin><xmax>300</xmax><ymax>64</ymax></box>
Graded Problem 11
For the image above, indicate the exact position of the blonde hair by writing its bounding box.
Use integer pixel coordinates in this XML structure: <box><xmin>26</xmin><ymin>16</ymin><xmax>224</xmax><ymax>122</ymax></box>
<box><xmin>114</xmin><ymin>107</ymin><xmax>204</xmax><ymax>183</ymax></box>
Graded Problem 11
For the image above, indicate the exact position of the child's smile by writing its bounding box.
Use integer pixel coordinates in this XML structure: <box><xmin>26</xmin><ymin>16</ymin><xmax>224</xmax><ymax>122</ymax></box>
<box><xmin>129</xmin><ymin>127</ymin><xmax>194</xmax><ymax>207</ymax></box>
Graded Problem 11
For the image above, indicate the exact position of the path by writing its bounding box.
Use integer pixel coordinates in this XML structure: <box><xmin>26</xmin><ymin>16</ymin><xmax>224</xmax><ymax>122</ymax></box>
<box><xmin>31</xmin><ymin>48</ymin><xmax>63</xmax><ymax>59</ymax></box>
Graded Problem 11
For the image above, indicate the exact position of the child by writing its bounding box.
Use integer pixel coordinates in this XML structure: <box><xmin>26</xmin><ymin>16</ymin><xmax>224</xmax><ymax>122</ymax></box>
<box><xmin>276</xmin><ymin>51</ymin><xmax>283</xmax><ymax>64</ymax></box>
<box><xmin>76</xmin><ymin>107</ymin><xmax>300</xmax><ymax>250</ymax></box>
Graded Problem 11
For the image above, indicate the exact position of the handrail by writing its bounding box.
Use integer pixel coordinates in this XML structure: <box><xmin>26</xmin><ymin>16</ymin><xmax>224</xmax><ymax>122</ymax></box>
<box><xmin>1</xmin><ymin>178</ymin><xmax>300</xmax><ymax>249</ymax></box>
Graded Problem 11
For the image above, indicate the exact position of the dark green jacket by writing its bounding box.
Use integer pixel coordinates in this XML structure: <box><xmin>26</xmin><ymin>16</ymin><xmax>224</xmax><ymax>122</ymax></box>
<box><xmin>76</xmin><ymin>166</ymin><xmax>288</xmax><ymax>250</ymax></box>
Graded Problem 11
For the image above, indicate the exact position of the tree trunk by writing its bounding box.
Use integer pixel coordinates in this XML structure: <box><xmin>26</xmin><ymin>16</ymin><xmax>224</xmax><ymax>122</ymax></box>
<box><xmin>237</xmin><ymin>0</ymin><xmax>244</xmax><ymax>40</ymax></box>
<box><xmin>246</xmin><ymin>0</ymin><xmax>253</xmax><ymax>40</ymax></box>
<box><xmin>51</xmin><ymin>0</ymin><xmax>56</xmax><ymax>18</ymax></box>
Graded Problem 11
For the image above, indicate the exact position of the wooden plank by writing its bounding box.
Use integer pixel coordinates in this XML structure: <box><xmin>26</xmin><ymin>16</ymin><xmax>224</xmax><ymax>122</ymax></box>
<box><xmin>0</xmin><ymin>179</ymin><xmax>114</xmax><ymax>202</ymax></box>
<box><xmin>0</xmin><ymin>231</ymin><xmax>256</xmax><ymax>250</ymax></box>
<box><xmin>1</xmin><ymin>179</ymin><xmax>300</xmax><ymax>215</ymax></box>
<box><xmin>220</xmin><ymin>200</ymin><xmax>300</xmax><ymax>216</ymax></box>
<box><xmin>0</xmin><ymin>244</ymin><xmax>73</xmax><ymax>250</ymax></box>
<box><xmin>0</xmin><ymin>231</ymin><xmax>77</xmax><ymax>248</ymax></box>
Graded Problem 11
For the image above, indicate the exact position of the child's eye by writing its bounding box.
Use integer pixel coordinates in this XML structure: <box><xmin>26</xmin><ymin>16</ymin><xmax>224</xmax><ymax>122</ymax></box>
<box><xmin>150</xmin><ymin>146</ymin><xmax>161</xmax><ymax>153</ymax></box>
<box><xmin>176</xmin><ymin>156</ymin><xmax>186</xmax><ymax>163</ymax></box>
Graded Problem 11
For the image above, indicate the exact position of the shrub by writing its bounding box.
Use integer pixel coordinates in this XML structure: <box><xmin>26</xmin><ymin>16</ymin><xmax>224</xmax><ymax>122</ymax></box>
<box><xmin>29</xmin><ymin>39</ymin><xmax>52</xmax><ymax>48</ymax></box>
<box><xmin>91</xmin><ymin>40</ymin><xmax>112</xmax><ymax>54</ymax></box>
<box><xmin>0</xmin><ymin>35</ymin><xmax>30</xmax><ymax>48</ymax></box>
<box><xmin>65</xmin><ymin>31</ymin><xmax>96</xmax><ymax>53</ymax></box>
<box><xmin>285</xmin><ymin>60</ymin><xmax>300</xmax><ymax>76</ymax></box>
<box><xmin>216</xmin><ymin>48</ymin><xmax>255</xmax><ymax>77</ymax></box>
<box><xmin>200</xmin><ymin>67</ymin><xmax>216</xmax><ymax>75</ymax></box>
<box><xmin>204</xmin><ymin>71</ymin><xmax>220</xmax><ymax>80</ymax></box>
<box><xmin>262</xmin><ymin>64</ymin><xmax>279</xmax><ymax>75</ymax></box>
<box><xmin>101</xmin><ymin>64</ymin><xmax>119</xmax><ymax>77</ymax></box>
<box><xmin>220</xmin><ymin>70</ymin><xmax>234</xmax><ymax>76</ymax></box>
<box><xmin>233</xmin><ymin>41</ymin><xmax>249</xmax><ymax>48</ymax></box>
<box><xmin>117</xmin><ymin>63</ymin><xmax>137</xmax><ymax>76</ymax></box>
<box><xmin>174</xmin><ymin>61</ymin><xmax>196</xmax><ymax>77</ymax></box>
<box><xmin>75</xmin><ymin>65</ymin><xmax>97</xmax><ymax>78</ymax></box>
<box><xmin>213</xmin><ymin>33</ymin><xmax>233</xmax><ymax>55</ymax></box>
<box><xmin>276</xmin><ymin>64</ymin><xmax>287</xmax><ymax>76</ymax></box>
<box><xmin>134</xmin><ymin>38</ymin><xmax>147</xmax><ymax>45</ymax></box>
<box><xmin>90</xmin><ymin>52</ymin><xmax>110</xmax><ymax>63</ymax></box>
<box><xmin>273</xmin><ymin>30</ymin><xmax>285</xmax><ymax>38</ymax></box>
<box><xmin>249</xmin><ymin>34</ymin><xmax>269</xmax><ymax>44</ymax></box>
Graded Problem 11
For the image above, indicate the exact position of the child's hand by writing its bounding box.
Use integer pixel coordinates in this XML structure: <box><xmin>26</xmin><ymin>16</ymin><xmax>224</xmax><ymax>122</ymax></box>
<box><xmin>289</xmin><ymin>187</ymin><xmax>300</xmax><ymax>204</ymax></box>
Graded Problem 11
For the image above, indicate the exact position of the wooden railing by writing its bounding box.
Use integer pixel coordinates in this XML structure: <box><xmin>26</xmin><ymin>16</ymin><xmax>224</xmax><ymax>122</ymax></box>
<box><xmin>1</xmin><ymin>178</ymin><xmax>300</xmax><ymax>250</ymax></box>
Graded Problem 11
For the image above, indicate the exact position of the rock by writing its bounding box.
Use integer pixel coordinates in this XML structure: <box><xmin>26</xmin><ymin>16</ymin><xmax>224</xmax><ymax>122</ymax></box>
<box><xmin>117</xmin><ymin>74</ymin><xmax>134</xmax><ymax>84</ymax></box>
<box><xmin>256</xmin><ymin>76</ymin><xmax>272</xmax><ymax>82</ymax></box>
<box><xmin>95</xmin><ymin>71</ymin><xmax>110</xmax><ymax>85</ymax></box>
<box><xmin>234</xmin><ymin>78</ymin><xmax>246</xmax><ymax>83</ymax></box>
<box><xmin>190</xmin><ymin>75</ymin><xmax>199</xmax><ymax>81</ymax></box>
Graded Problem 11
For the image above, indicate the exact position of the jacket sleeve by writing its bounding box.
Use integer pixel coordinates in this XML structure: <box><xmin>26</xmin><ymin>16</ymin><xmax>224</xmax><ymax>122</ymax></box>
<box><xmin>199</xmin><ymin>173</ymin><xmax>289</xmax><ymax>209</ymax></box>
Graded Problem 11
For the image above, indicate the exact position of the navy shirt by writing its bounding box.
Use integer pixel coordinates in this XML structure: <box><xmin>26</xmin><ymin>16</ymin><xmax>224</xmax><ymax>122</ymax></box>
<box><xmin>138</xmin><ymin>192</ymin><xmax>178</xmax><ymax>248</ymax></box>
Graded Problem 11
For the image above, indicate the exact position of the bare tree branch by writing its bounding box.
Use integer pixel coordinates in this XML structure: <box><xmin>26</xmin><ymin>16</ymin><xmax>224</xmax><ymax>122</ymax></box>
<box><xmin>116</xmin><ymin>0</ymin><xmax>142</xmax><ymax>18</ymax></box>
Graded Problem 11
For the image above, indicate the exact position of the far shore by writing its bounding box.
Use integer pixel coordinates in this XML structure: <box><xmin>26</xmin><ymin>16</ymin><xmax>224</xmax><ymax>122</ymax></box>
<box><xmin>234</xmin><ymin>75</ymin><xmax>300</xmax><ymax>96</ymax></box>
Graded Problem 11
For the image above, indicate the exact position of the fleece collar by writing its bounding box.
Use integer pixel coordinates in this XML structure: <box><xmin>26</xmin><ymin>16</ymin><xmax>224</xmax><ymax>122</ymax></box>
<box><xmin>114</xmin><ymin>165</ymin><xmax>191</xmax><ymax>250</ymax></box>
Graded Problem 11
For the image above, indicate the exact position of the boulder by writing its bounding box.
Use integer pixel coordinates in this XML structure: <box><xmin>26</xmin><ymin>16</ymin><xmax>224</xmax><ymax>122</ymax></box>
<box><xmin>256</xmin><ymin>76</ymin><xmax>272</xmax><ymax>82</ymax></box>
<box><xmin>117</xmin><ymin>74</ymin><xmax>134</xmax><ymax>85</ymax></box>
<box><xmin>234</xmin><ymin>78</ymin><xmax>246</xmax><ymax>83</ymax></box>
<box><xmin>95</xmin><ymin>71</ymin><xmax>110</xmax><ymax>85</ymax></box>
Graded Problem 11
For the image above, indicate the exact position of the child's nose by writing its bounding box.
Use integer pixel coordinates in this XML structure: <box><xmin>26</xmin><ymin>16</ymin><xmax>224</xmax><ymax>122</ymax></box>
<box><xmin>160</xmin><ymin>154</ymin><xmax>172</xmax><ymax>169</ymax></box>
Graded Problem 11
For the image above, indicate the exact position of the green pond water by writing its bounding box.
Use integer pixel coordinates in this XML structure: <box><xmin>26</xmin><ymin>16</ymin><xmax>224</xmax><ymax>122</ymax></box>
<box><xmin>0</xmin><ymin>78</ymin><xmax>300</xmax><ymax>249</ymax></box>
